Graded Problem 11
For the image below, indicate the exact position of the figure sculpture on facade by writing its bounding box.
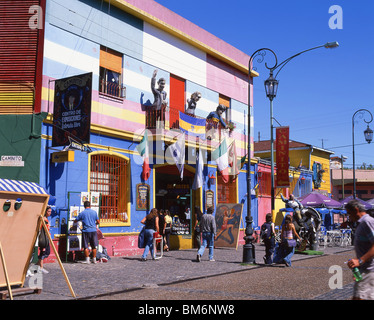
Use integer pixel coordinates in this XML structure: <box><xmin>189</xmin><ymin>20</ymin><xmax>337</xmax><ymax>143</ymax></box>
<box><xmin>206</xmin><ymin>104</ymin><xmax>227</xmax><ymax>140</ymax></box>
<box><xmin>151</xmin><ymin>69</ymin><xmax>167</xmax><ymax>110</ymax></box>
<box><xmin>150</xmin><ymin>69</ymin><xmax>167</xmax><ymax>128</ymax></box>
<box><xmin>185</xmin><ymin>91</ymin><xmax>201</xmax><ymax>115</ymax></box>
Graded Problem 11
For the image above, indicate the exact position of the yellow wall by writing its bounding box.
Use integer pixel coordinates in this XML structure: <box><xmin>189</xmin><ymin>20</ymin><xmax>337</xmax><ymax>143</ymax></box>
<box><xmin>310</xmin><ymin>151</ymin><xmax>331</xmax><ymax>193</ymax></box>
<box><xmin>255</xmin><ymin>146</ymin><xmax>332</xmax><ymax>194</ymax></box>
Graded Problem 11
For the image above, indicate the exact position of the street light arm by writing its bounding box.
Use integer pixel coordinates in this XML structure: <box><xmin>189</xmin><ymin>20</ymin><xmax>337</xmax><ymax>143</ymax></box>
<box><xmin>270</xmin><ymin>42</ymin><xmax>338</xmax><ymax>78</ymax></box>
<box><xmin>352</xmin><ymin>108</ymin><xmax>374</xmax><ymax>126</ymax></box>
<box><xmin>273</xmin><ymin>44</ymin><xmax>327</xmax><ymax>78</ymax></box>
<box><xmin>248</xmin><ymin>48</ymin><xmax>278</xmax><ymax>76</ymax></box>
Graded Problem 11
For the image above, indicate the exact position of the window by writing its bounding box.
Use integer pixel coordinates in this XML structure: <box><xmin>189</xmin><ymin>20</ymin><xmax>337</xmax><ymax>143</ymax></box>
<box><xmin>90</xmin><ymin>153</ymin><xmax>129</xmax><ymax>224</ymax></box>
<box><xmin>219</xmin><ymin>94</ymin><xmax>231</xmax><ymax>122</ymax></box>
<box><xmin>99</xmin><ymin>46</ymin><xmax>125</xmax><ymax>98</ymax></box>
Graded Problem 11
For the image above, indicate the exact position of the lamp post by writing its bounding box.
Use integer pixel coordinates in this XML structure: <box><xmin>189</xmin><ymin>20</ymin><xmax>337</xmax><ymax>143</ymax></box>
<box><xmin>263</xmin><ymin>42</ymin><xmax>339</xmax><ymax>214</ymax></box>
<box><xmin>243</xmin><ymin>42</ymin><xmax>338</xmax><ymax>264</ymax></box>
<box><xmin>352</xmin><ymin>109</ymin><xmax>373</xmax><ymax>199</ymax></box>
<box><xmin>341</xmin><ymin>155</ymin><xmax>347</xmax><ymax>199</ymax></box>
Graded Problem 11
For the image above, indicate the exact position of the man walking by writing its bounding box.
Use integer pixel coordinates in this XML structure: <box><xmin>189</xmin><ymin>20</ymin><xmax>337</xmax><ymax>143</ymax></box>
<box><xmin>75</xmin><ymin>201</ymin><xmax>100</xmax><ymax>264</ymax></box>
<box><xmin>197</xmin><ymin>207</ymin><xmax>216</xmax><ymax>262</ymax></box>
<box><xmin>346</xmin><ymin>199</ymin><xmax>374</xmax><ymax>300</ymax></box>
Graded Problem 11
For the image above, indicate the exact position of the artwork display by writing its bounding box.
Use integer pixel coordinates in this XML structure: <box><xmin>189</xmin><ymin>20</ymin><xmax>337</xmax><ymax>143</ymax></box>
<box><xmin>136</xmin><ymin>183</ymin><xmax>150</xmax><ymax>211</ymax></box>
<box><xmin>214</xmin><ymin>203</ymin><xmax>243</xmax><ymax>249</ymax></box>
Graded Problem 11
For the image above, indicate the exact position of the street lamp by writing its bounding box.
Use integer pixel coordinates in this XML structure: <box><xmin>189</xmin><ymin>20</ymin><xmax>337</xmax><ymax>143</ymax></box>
<box><xmin>341</xmin><ymin>155</ymin><xmax>348</xmax><ymax>199</ymax></box>
<box><xmin>243</xmin><ymin>42</ymin><xmax>338</xmax><ymax>264</ymax></box>
<box><xmin>352</xmin><ymin>109</ymin><xmax>373</xmax><ymax>199</ymax></box>
<box><xmin>264</xmin><ymin>42</ymin><xmax>339</xmax><ymax>214</ymax></box>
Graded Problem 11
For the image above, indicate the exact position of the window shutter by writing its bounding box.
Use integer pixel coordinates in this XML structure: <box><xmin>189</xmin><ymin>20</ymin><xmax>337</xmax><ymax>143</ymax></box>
<box><xmin>100</xmin><ymin>47</ymin><xmax>122</xmax><ymax>74</ymax></box>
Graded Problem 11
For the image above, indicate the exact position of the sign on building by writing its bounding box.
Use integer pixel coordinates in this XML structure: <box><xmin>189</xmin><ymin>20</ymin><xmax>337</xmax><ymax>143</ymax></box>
<box><xmin>52</xmin><ymin>73</ymin><xmax>92</xmax><ymax>147</ymax></box>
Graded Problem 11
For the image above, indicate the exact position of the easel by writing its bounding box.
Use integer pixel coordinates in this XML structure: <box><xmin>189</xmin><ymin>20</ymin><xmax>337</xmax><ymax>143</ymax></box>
<box><xmin>0</xmin><ymin>216</ymin><xmax>76</xmax><ymax>300</ymax></box>
<box><xmin>40</xmin><ymin>216</ymin><xmax>76</xmax><ymax>298</ymax></box>
<box><xmin>0</xmin><ymin>241</ymin><xmax>12</xmax><ymax>300</ymax></box>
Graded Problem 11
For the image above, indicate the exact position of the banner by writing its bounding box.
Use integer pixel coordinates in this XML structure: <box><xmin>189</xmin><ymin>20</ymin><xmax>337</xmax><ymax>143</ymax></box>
<box><xmin>52</xmin><ymin>73</ymin><xmax>92</xmax><ymax>147</ymax></box>
<box><xmin>276</xmin><ymin>126</ymin><xmax>290</xmax><ymax>187</ymax></box>
<box><xmin>179</xmin><ymin>111</ymin><xmax>206</xmax><ymax>139</ymax></box>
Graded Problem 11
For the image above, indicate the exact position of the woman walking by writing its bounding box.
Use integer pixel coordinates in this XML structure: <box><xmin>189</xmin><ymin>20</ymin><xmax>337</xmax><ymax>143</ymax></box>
<box><xmin>274</xmin><ymin>214</ymin><xmax>301</xmax><ymax>267</ymax></box>
<box><xmin>140</xmin><ymin>208</ymin><xmax>159</xmax><ymax>261</ymax></box>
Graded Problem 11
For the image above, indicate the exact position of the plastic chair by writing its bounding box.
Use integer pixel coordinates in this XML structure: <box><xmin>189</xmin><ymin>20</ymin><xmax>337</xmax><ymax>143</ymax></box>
<box><xmin>152</xmin><ymin>232</ymin><xmax>163</xmax><ymax>259</ymax></box>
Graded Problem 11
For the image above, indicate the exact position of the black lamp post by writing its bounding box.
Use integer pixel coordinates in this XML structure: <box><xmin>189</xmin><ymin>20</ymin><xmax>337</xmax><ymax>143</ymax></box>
<box><xmin>263</xmin><ymin>42</ymin><xmax>339</xmax><ymax>215</ymax></box>
<box><xmin>243</xmin><ymin>42</ymin><xmax>338</xmax><ymax>264</ymax></box>
<box><xmin>352</xmin><ymin>109</ymin><xmax>373</xmax><ymax>199</ymax></box>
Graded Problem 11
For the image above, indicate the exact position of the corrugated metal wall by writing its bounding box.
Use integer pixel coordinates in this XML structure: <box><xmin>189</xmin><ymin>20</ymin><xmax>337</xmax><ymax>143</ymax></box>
<box><xmin>0</xmin><ymin>1</ymin><xmax>44</xmax><ymax>114</ymax></box>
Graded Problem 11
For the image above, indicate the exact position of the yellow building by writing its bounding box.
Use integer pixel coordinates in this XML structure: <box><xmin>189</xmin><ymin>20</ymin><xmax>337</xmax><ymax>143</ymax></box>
<box><xmin>254</xmin><ymin>140</ymin><xmax>334</xmax><ymax>196</ymax></box>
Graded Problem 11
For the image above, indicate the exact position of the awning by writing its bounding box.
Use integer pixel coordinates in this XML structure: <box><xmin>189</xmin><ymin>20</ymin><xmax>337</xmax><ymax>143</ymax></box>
<box><xmin>0</xmin><ymin>179</ymin><xmax>48</xmax><ymax>195</ymax></box>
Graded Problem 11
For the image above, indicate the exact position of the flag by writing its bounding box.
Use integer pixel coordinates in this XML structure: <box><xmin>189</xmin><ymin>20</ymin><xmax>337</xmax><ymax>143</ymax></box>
<box><xmin>239</xmin><ymin>154</ymin><xmax>247</xmax><ymax>169</ymax></box>
<box><xmin>192</xmin><ymin>149</ymin><xmax>204</xmax><ymax>190</ymax></box>
<box><xmin>228</xmin><ymin>141</ymin><xmax>239</xmax><ymax>181</ymax></box>
<box><xmin>212</xmin><ymin>139</ymin><xmax>229</xmax><ymax>183</ymax></box>
<box><xmin>136</xmin><ymin>131</ymin><xmax>151</xmax><ymax>181</ymax></box>
<box><xmin>169</xmin><ymin>133</ymin><xmax>185</xmax><ymax>180</ymax></box>
<box><xmin>179</xmin><ymin>112</ymin><xmax>206</xmax><ymax>139</ymax></box>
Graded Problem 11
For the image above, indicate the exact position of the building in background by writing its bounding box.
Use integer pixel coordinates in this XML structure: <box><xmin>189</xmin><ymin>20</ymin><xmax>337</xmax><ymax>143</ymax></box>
<box><xmin>0</xmin><ymin>0</ymin><xmax>257</xmax><ymax>258</ymax></box>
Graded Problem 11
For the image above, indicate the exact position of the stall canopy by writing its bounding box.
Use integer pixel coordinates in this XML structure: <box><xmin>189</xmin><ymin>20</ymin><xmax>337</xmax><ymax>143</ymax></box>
<box><xmin>0</xmin><ymin>179</ymin><xmax>48</xmax><ymax>195</ymax></box>
<box><xmin>298</xmin><ymin>191</ymin><xmax>342</xmax><ymax>209</ymax></box>
<box><xmin>339</xmin><ymin>195</ymin><xmax>373</xmax><ymax>211</ymax></box>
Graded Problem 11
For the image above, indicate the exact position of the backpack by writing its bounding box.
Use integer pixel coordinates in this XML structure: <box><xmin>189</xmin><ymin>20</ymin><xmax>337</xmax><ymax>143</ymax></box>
<box><xmin>260</xmin><ymin>222</ymin><xmax>272</xmax><ymax>240</ymax></box>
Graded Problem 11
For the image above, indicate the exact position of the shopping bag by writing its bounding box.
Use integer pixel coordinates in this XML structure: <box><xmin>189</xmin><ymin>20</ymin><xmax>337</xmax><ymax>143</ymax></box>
<box><xmin>138</xmin><ymin>226</ymin><xmax>145</xmax><ymax>248</ymax></box>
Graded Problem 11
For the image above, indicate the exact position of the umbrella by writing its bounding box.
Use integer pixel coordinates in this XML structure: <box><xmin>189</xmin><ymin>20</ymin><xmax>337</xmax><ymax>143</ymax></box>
<box><xmin>367</xmin><ymin>198</ymin><xmax>374</xmax><ymax>206</ymax></box>
<box><xmin>298</xmin><ymin>191</ymin><xmax>342</xmax><ymax>209</ymax></box>
<box><xmin>339</xmin><ymin>195</ymin><xmax>373</xmax><ymax>211</ymax></box>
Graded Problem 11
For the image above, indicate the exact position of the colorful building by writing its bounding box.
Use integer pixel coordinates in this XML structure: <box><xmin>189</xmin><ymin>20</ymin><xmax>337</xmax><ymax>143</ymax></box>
<box><xmin>254</xmin><ymin>140</ymin><xmax>333</xmax><ymax>226</ymax></box>
<box><xmin>0</xmin><ymin>0</ymin><xmax>257</xmax><ymax>258</ymax></box>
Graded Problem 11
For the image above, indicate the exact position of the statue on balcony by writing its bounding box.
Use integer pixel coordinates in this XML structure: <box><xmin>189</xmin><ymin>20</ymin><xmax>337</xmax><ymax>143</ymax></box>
<box><xmin>206</xmin><ymin>104</ymin><xmax>228</xmax><ymax>128</ymax></box>
<box><xmin>185</xmin><ymin>91</ymin><xmax>202</xmax><ymax>116</ymax></box>
<box><xmin>151</xmin><ymin>69</ymin><xmax>167</xmax><ymax>111</ymax></box>
<box><xmin>206</xmin><ymin>104</ymin><xmax>228</xmax><ymax>140</ymax></box>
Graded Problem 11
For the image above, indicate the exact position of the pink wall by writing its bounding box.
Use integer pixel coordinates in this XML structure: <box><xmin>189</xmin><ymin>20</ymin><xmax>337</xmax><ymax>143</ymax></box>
<box><xmin>126</xmin><ymin>0</ymin><xmax>250</xmax><ymax>68</ymax></box>
<box><xmin>206</xmin><ymin>55</ymin><xmax>249</xmax><ymax>104</ymax></box>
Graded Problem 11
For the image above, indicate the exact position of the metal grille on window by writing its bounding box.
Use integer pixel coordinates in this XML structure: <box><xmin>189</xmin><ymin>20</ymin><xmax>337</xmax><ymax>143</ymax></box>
<box><xmin>90</xmin><ymin>154</ymin><xmax>127</xmax><ymax>223</ymax></box>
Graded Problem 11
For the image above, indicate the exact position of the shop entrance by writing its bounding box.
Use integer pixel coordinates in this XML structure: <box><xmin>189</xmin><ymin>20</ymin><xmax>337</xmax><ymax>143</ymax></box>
<box><xmin>156</xmin><ymin>166</ymin><xmax>194</xmax><ymax>234</ymax></box>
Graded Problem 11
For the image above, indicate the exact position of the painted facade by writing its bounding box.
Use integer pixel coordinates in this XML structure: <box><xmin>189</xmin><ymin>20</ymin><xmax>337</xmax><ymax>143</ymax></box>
<box><xmin>0</xmin><ymin>0</ymin><xmax>257</xmax><ymax>258</ymax></box>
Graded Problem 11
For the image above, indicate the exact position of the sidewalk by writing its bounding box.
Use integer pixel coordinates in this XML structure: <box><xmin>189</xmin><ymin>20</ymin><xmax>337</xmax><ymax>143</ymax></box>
<box><xmin>11</xmin><ymin>243</ymin><xmax>354</xmax><ymax>300</ymax></box>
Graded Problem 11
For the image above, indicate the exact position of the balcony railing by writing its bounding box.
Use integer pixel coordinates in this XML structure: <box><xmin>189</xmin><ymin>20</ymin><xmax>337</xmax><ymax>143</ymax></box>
<box><xmin>99</xmin><ymin>79</ymin><xmax>126</xmax><ymax>99</ymax></box>
<box><xmin>145</xmin><ymin>106</ymin><xmax>231</xmax><ymax>140</ymax></box>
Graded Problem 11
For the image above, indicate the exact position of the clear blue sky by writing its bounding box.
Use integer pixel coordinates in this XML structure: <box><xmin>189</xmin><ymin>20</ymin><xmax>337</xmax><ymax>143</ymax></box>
<box><xmin>155</xmin><ymin>0</ymin><xmax>374</xmax><ymax>169</ymax></box>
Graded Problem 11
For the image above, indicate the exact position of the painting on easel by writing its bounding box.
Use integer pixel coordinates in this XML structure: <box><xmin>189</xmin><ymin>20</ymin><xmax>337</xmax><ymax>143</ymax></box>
<box><xmin>214</xmin><ymin>203</ymin><xmax>243</xmax><ymax>249</ymax></box>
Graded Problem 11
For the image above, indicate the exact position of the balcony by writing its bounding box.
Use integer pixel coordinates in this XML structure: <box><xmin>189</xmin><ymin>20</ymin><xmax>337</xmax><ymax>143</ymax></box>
<box><xmin>99</xmin><ymin>79</ymin><xmax>126</xmax><ymax>99</ymax></box>
<box><xmin>145</xmin><ymin>105</ymin><xmax>232</xmax><ymax>140</ymax></box>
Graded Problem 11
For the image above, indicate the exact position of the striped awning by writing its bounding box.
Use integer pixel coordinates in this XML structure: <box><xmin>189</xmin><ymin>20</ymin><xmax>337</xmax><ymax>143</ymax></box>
<box><xmin>0</xmin><ymin>179</ymin><xmax>48</xmax><ymax>195</ymax></box>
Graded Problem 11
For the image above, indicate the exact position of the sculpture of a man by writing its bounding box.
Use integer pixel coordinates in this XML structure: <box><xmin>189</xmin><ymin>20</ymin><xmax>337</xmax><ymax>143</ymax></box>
<box><xmin>151</xmin><ymin>69</ymin><xmax>167</xmax><ymax>111</ymax></box>
<box><xmin>206</xmin><ymin>104</ymin><xmax>227</xmax><ymax>128</ymax></box>
<box><xmin>185</xmin><ymin>91</ymin><xmax>201</xmax><ymax>115</ymax></box>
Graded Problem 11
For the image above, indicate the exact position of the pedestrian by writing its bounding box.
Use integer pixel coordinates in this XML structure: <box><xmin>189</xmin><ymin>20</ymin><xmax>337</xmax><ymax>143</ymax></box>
<box><xmin>196</xmin><ymin>207</ymin><xmax>216</xmax><ymax>262</ymax></box>
<box><xmin>346</xmin><ymin>199</ymin><xmax>374</xmax><ymax>300</ymax></box>
<box><xmin>194</xmin><ymin>206</ymin><xmax>203</xmax><ymax>249</ymax></box>
<box><xmin>75</xmin><ymin>201</ymin><xmax>100</xmax><ymax>264</ymax></box>
<box><xmin>37</xmin><ymin>206</ymin><xmax>52</xmax><ymax>274</ymax></box>
<box><xmin>158</xmin><ymin>209</ymin><xmax>166</xmax><ymax>251</ymax></box>
<box><xmin>140</xmin><ymin>208</ymin><xmax>159</xmax><ymax>261</ymax></box>
<box><xmin>261</xmin><ymin>213</ymin><xmax>276</xmax><ymax>265</ymax></box>
<box><xmin>164</xmin><ymin>210</ymin><xmax>172</xmax><ymax>251</ymax></box>
<box><xmin>273</xmin><ymin>214</ymin><xmax>301</xmax><ymax>267</ymax></box>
